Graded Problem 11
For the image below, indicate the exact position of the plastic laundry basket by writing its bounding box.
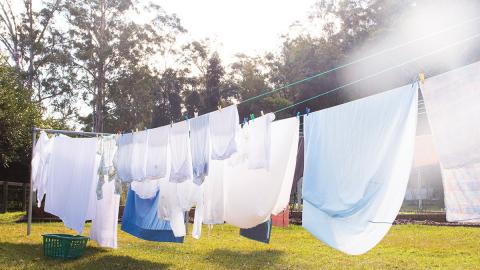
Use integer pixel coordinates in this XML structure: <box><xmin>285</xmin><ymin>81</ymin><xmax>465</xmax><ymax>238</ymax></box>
<box><xmin>42</xmin><ymin>234</ymin><xmax>89</xmax><ymax>259</ymax></box>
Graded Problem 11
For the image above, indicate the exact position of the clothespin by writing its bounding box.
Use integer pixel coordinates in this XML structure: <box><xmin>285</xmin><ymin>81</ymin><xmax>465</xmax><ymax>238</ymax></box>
<box><xmin>418</xmin><ymin>73</ymin><xmax>425</xmax><ymax>85</ymax></box>
<box><xmin>131</xmin><ymin>129</ymin><xmax>134</xmax><ymax>134</ymax></box>
<box><xmin>194</xmin><ymin>112</ymin><xmax>199</xmax><ymax>118</ymax></box>
<box><xmin>184</xmin><ymin>114</ymin><xmax>189</xmax><ymax>121</ymax></box>
<box><xmin>260</xmin><ymin>110</ymin><xmax>264</xmax><ymax>116</ymax></box>
<box><xmin>243</xmin><ymin>116</ymin><xmax>248</xmax><ymax>126</ymax></box>
<box><xmin>305</xmin><ymin>107</ymin><xmax>311</xmax><ymax>116</ymax></box>
<box><xmin>296</xmin><ymin>111</ymin><xmax>301</xmax><ymax>118</ymax></box>
<box><xmin>135</xmin><ymin>128</ymin><xmax>138</xmax><ymax>132</ymax></box>
<box><xmin>250</xmin><ymin>113</ymin><xmax>255</xmax><ymax>121</ymax></box>
<box><xmin>217</xmin><ymin>105</ymin><xmax>222</xmax><ymax>111</ymax></box>
<box><xmin>170</xmin><ymin>120</ymin><xmax>173</xmax><ymax>127</ymax></box>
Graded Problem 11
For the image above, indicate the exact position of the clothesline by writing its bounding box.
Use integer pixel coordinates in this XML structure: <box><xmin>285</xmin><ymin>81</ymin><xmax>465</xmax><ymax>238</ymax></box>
<box><xmin>238</xmin><ymin>15</ymin><xmax>480</xmax><ymax>105</ymax></box>
<box><xmin>273</xmin><ymin>32</ymin><xmax>480</xmax><ymax>114</ymax></box>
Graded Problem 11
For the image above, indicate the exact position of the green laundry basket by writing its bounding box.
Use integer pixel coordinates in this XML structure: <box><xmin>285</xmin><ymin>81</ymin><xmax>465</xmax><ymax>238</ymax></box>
<box><xmin>42</xmin><ymin>234</ymin><xmax>89</xmax><ymax>259</ymax></box>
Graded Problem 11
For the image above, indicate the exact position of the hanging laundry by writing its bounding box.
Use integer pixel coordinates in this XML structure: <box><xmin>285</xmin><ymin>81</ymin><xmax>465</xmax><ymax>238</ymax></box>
<box><xmin>201</xmin><ymin>160</ymin><xmax>225</xmax><ymax>225</ymax></box>
<box><xmin>31</xmin><ymin>131</ymin><xmax>54</xmax><ymax>207</ymax></box>
<box><xmin>145</xmin><ymin>126</ymin><xmax>169</xmax><ymax>179</ymax></box>
<box><xmin>96</xmin><ymin>135</ymin><xmax>119</xmax><ymax>200</ymax></box>
<box><xmin>421</xmin><ymin>61</ymin><xmax>480</xmax><ymax>223</ymax></box>
<box><xmin>209</xmin><ymin>105</ymin><xmax>239</xmax><ymax>160</ymax></box>
<box><xmin>169</xmin><ymin>121</ymin><xmax>193</xmax><ymax>183</ymax></box>
<box><xmin>45</xmin><ymin>135</ymin><xmax>100</xmax><ymax>234</ymax></box>
<box><xmin>122</xmin><ymin>187</ymin><xmax>184</xmax><ymax>243</ymax></box>
<box><xmin>189</xmin><ymin>114</ymin><xmax>210</xmax><ymax>184</ymax></box>
<box><xmin>239</xmin><ymin>218</ymin><xmax>272</xmax><ymax>244</ymax></box>
<box><xmin>223</xmin><ymin>117</ymin><xmax>299</xmax><ymax>229</ymax></box>
<box><xmin>302</xmin><ymin>84</ymin><xmax>418</xmax><ymax>255</ymax></box>
<box><xmin>90</xmin><ymin>178</ymin><xmax>120</xmax><ymax>248</ymax></box>
<box><xmin>114</xmin><ymin>133</ymin><xmax>134</xmax><ymax>182</ymax></box>
<box><xmin>245</xmin><ymin>113</ymin><xmax>275</xmax><ymax>170</ymax></box>
<box><xmin>130</xmin><ymin>130</ymin><xmax>148</xmax><ymax>181</ymax></box>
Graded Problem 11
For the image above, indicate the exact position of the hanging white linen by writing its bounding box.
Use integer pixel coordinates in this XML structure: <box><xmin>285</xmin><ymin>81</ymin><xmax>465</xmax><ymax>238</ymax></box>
<box><xmin>45</xmin><ymin>136</ymin><xmax>100</xmax><ymax>234</ymax></box>
<box><xmin>223</xmin><ymin>117</ymin><xmax>299</xmax><ymax>229</ymax></box>
<box><xmin>96</xmin><ymin>135</ymin><xmax>118</xmax><ymax>200</ymax></box>
<box><xmin>201</xmin><ymin>159</ymin><xmax>225</xmax><ymax>225</ymax></box>
<box><xmin>245</xmin><ymin>113</ymin><xmax>275</xmax><ymax>170</ymax></box>
<box><xmin>421</xmin><ymin>61</ymin><xmax>480</xmax><ymax>223</ymax></box>
<box><xmin>169</xmin><ymin>121</ymin><xmax>193</xmax><ymax>183</ymax></box>
<box><xmin>114</xmin><ymin>133</ymin><xmax>134</xmax><ymax>182</ymax></box>
<box><xmin>31</xmin><ymin>131</ymin><xmax>54</xmax><ymax>207</ymax></box>
<box><xmin>209</xmin><ymin>105</ymin><xmax>239</xmax><ymax>160</ymax></box>
<box><xmin>130</xmin><ymin>130</ymin><xmax>148</xmax><ymax>181</ymax></box>
<box><xmin>302</xmin><ymin>84</ymin><xmax>418</xmax><ymax>255</ymax></box>
<box><xmin>189</xmin><ymin>114</ymin><xmax>210</xmax><ymax>184</ymax></box>
<box><xmin>90</xmin><ymin>177</ymin><xmax>120</xmax><ymax>248</ymax></box>
<box><xmin>145</xmin><ymin>126</ymin><xmax>169</xmax><ymax>179</ymax></box>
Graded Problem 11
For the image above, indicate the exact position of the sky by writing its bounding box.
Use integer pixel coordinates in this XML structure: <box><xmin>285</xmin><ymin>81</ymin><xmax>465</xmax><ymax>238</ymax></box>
<box><xmin>156</xmin><ymin>0</ymin><xmax>317</xmax><ymax>63</ymax></box>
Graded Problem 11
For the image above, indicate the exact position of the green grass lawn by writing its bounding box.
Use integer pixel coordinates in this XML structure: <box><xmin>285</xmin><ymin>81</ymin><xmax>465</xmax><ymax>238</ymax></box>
<box><xmin>0</xmin><ymin>212</ymin><xmax>479</xmax><ymax>269</ymax></box>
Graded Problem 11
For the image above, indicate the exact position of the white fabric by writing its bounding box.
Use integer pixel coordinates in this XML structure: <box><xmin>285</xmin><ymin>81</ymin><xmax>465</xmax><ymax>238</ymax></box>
<box><xmin>96</xmin><ymin>136</ymin><xmax>118</xmax><ymax>200</ymax></box>
<box><xmin>209</xmin><ymin>105</ymin><xmax>239</xmax><ymax>160</ymax></box>
<box><xmin>223</xmin><ymin>117</ymin><xmax>299</xmax><ymax>229</ymax></box>
<box><xmin>189</xmin><ymin>114</ymin><xmax>210</xmax><ymax>184</ymax></box>
<box><xmin>169</xmin><ymin>121</ymin><xmax>193</xmax><ymax>183</ymax></box>
<box><xmin>245</xmin><ymin>113</ymin><xmax>275</xmax><ymax>170</ymax></box>
<box><xmin>421</xmin><ymin>62</ymin><xmax>480</xmax><ymax>222</ymax></box>
<box><xmin>31</xmin><ymin>132</ymin><xmax>54</xmax><ymax>207</ymax></box>
<box><xmin>302</xmin><ymin>85</ymin><xmax>418</xmax><ymax>255</ymax></box>
<box><xmin>145</xmin><ymin>126</ymin><xmax>169</xmax><ymax>179</ymax></box>
<box><xmin>202</xmin><ymin>160</ymin><xmax>225</xmax><ymax>224</ymax></box>
<box><xmin>131</xmin><ymin>179</ymin><xmax>161</xmax><ymax>199</ymax></box>
<box><xmin>90</xmin><ymin>178</ymin><xmax>120</xmax><ymax>248</ymax></box>
<box><xmin>45</xmin><ymin>136</ymin><xmax>100</xmax><ymax>234</ymax></box>
<box><xmin>130</xmin><ymin>130</ymin><xmax>148</xmax><ymax>181</ymax></box>
<box><xmin>114</xmin><ymin>134</ymin><xmax>134</xmax><ymax>182</ymax></box>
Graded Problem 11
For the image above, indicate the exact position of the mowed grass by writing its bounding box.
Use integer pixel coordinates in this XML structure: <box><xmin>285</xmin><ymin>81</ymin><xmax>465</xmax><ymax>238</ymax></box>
<box><xmin>0</xmin><ymin>212</ymin><xmax>479</xmax><ymax>269</ymax></box>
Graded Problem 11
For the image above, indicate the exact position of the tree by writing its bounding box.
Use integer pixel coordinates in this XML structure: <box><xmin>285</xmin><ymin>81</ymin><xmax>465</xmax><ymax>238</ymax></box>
<box><xmin>203</xmin><ymin>52</ymin><xmax>224</xmax><ymax>113</ymax></box>
<box><xmin>64</xmin><ymin>0</ymin><xmax>185</xmax><ymax>132</ymax></box>
<box><xmin>0</xmin><ymin>0</ymin><xmax>75</xmax><ymax>119</ymax></box>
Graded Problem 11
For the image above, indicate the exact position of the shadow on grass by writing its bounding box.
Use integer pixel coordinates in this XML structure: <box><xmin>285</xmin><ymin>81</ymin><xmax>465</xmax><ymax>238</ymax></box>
<box><xmin>206</xmin><ymin>249</ymin><xmax>284</xmax><ymax>268</ymax></box>
<box><xmin>0</xmin><ymin>242</ymin><xmax>170</xmax><ymax>269</ymax></box>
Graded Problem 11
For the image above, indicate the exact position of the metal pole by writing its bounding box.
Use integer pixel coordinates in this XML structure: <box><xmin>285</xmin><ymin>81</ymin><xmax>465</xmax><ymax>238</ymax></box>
<box><xmin>27</xmin><ymin>126</ymin><xmax>36</xmax><ymax>236</ymax></box>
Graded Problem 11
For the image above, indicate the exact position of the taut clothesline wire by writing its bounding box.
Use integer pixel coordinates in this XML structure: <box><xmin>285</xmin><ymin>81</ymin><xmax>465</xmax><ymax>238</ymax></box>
<box><xmin>273</xmin><ymin>32</ymin><xmax>480</xmax><ymax>114</ymax></box>
<box><xmin>238</xmin><ymin>15</ymin><xmax>480</xmax><ymax>105</ymax></box>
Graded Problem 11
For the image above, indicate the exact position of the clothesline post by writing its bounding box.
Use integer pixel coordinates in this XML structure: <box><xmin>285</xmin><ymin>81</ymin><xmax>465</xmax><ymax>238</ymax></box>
<box><xmin>27</xmin><ymin>126</ymin><xmax>37</xmax><ymax>236</ymax></box>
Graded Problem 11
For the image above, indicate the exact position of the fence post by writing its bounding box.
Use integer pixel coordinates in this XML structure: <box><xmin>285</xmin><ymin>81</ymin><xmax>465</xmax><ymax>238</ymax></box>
<box><xmin>2</xmin><ymin>181</ymin><xmax>7</xmax><ymax>213</ymax></box>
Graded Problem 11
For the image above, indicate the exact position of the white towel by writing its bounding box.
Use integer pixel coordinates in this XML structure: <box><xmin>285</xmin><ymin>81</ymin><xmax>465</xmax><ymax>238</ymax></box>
<box><xmin>145</xmin><ymin>126</ymin><xmax>169</xmax><ymax>179</ymax></box>
<box><xmin>209</xmin><ymin>105</ymin><xmax>239</xmax><ymax>160</ymax></box>
<box><xmin>245</xmin><ymin>113</ymin><xmax>275</xmax><ymax>170</ymax></box>
<box><xmin>189</xmin><ymin>114</ymin><xmax>210</xmax><ymax>184</ymax></box>
<box><xmin>169</xmin><ymin>121</ymin><xmax>193</xmax><ymax>183</ymax></box>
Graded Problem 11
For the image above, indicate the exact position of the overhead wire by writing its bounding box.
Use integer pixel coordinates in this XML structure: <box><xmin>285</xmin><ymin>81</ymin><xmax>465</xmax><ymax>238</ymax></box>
<box><xmin>238</xmin><ymin>15</ymin><xmax>480</xmax><ymax>105</ymax></box>
<box><xmin>273</xmin><ymin>32</ymin><xmax>480</xmax><ymax>114</ymax></box>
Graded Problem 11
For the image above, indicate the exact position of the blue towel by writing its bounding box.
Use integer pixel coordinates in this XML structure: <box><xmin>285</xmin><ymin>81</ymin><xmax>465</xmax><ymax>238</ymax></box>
<box><xmin>121</xmin><ymin>187</ymin><xmax>184</xmax><ymax>243</ymax></box>
<box><xmin>239</xmin><ymin>219</ymin><xmax>272</xmax><ymax>244</ymax></box>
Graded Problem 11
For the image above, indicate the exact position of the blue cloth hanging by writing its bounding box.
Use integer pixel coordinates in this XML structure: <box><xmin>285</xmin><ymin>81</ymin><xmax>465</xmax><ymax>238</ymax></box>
<box><xmin>302</xmin><ymin>84</ymin><xmax>418</xmax><ymax>255</ymax></box>
<box><xmin>239</xmin><ymin>218</ymin><xmax>272</xmax><ymax>244</ymax></box>
<box><xmin>121</xmin><ymin>187</ymin><xmax>184</xmax><ymax>243</ymax></box>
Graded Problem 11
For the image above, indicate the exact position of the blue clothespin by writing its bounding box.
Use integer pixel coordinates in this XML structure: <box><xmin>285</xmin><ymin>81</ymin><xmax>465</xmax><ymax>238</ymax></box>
<box><xmin>250</xmin><ymin>113</ymin><xmax>255</xmax><ymax>121</ymax></box>
<box><xmin>296</xmin><ymin>111</ymin><xmax>301</xmax><ymax>118</ymax></box>
<box><xmin>184</xmin><ymin>114</ymin><xmax>189</xmax><ymax>121</ymax></box>
<box><xmin>243</xmin><ymin>116</ymin><xmax>249</xmax><ymax>125</ymax></box>
<box><xmin>305</xmin><ymin>107</ymin><xmax>311</xmax><ymax>116</ymax></box>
